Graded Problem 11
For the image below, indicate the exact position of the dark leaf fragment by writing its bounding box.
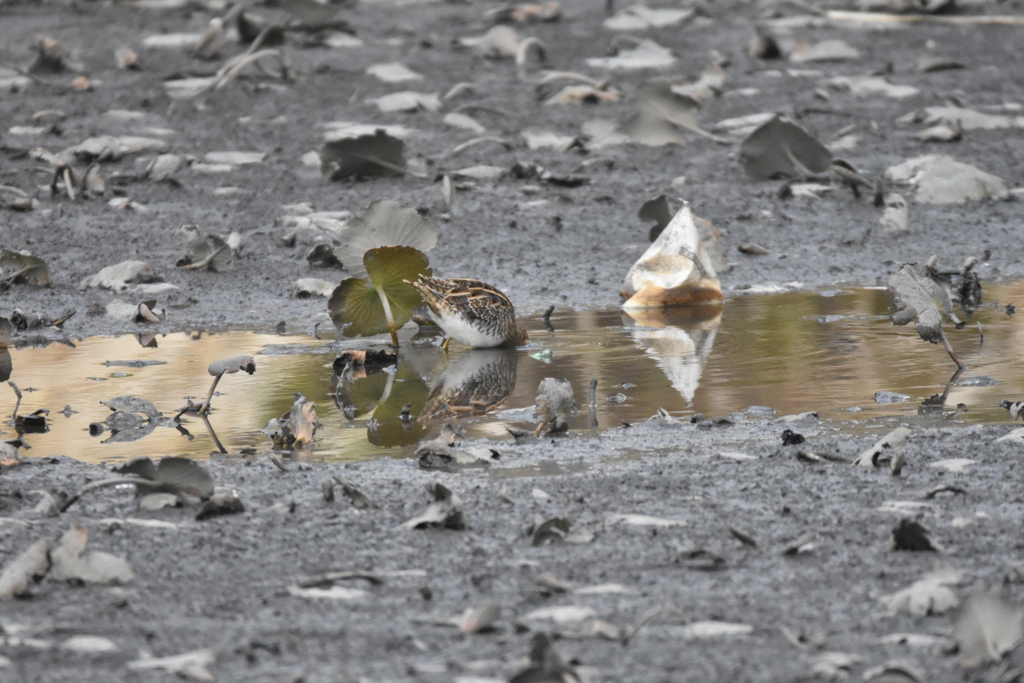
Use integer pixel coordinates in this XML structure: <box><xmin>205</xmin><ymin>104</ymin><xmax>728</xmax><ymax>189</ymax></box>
<box><xmin>892</xmin><ymin>518</ymin><xmax>939</xmax><ymax>551</ymax></box>
<box><xmin>320</xmin><ymin>130</ymin><xmax>405</xmax><ymax>179</ymax></box>
<box><xmin>740</xmin><ymin>116</ymin><xmax>832</xmax><ymax>180</ymax></box>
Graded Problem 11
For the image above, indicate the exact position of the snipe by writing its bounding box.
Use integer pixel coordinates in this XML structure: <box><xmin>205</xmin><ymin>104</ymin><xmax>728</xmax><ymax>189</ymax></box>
<box><xmin>409</xmin><ymin>276</ymin><xmax>528</xmax><ymax>349</ymax></box>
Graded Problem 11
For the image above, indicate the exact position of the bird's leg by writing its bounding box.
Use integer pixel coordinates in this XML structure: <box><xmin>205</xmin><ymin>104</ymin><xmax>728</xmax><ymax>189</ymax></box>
<box><xmin>441</xmin><ymin>337</ymin><xmax>451</xmax><ymax>352</ymax></box>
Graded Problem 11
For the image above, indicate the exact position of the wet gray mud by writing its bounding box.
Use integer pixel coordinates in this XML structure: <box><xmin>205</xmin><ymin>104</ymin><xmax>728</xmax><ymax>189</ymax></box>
<box><xmin>3</xmin><ymin>0</ymin><xmax>1024</xmax><ymax>680</ymax></box>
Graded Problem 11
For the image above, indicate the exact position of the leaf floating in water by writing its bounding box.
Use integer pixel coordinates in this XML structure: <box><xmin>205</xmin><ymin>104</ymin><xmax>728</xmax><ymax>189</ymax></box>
<box><xmin>740</xmin><ymin>116</ymin><xmax>832</xmax><ymax>180</ymax></box>
<box><xmin>952</xmin><ymin>591</ymin><xmax>1024</xmax><ymax>668</ymax></box>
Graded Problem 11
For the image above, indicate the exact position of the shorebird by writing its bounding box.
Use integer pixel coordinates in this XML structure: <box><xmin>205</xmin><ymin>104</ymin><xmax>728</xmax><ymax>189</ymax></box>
<box><xmin>408</xmin><ymin>276</ymin><xmax>528</xmax><ymax>349</ymax></box>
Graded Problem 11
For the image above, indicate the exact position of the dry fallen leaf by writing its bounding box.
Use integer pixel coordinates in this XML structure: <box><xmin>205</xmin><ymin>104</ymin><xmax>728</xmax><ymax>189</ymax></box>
<box><xmin>740</xmin><ymin>116</ymin><xmax>832</xmax><ymax>180</ymax></box>
<box><xmin>401</xmin><ymin>482</ymin><xmax>465</xmax><ymax>530</ymax></box>
<box><xmin>952</xmin><ymin>591</ymin><xmax>1024</xmax><ymax>667</ymax></box>
<box><xmin>0</xmin><ymin>539</ymin><xmax>50</xmax><ymax>600</ymax></box>
<box><xmin>49</xmin><ymin>522</ymin><xmax>134</xmax><ymax>585</ymax></box>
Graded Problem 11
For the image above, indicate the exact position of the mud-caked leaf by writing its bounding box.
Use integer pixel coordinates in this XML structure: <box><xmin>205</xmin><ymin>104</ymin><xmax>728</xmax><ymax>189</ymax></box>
<box><xmin>623</xmin><ymin>79</ymin><xmax>700</xmax><ymax>146</ymax></box>
<box><xmin>510</xmin><ymin>634</ymin><xmax>576</xmax><ymax>683</ymax></box>
<box><xmin>883</xmin><ymin>564</ymin><xmax>961</xmax><ymax>616</ymax></box>
<box><xmin>0</xmin><ymin>539</ymin><xmax>50</xmax><ymax>599</ymax></box>
<box><xmin>49</xmin><ymin>523</ymin><xmax>134</xmax><ymax>585</ymax></box>
<box><xmin>156</xmin><ymin>456</ymin><xmax>214</xmax><ymax>498</ymax></box>
<box><xmin>78</xmin><ymin>260</ymin><xmax>160</xmax><ymax>291</ymax></box>
<box><xmin>459</xmin><ymin>602</ymin><xmax>502</xmax><ymax>633</ymax></box>
<box><xmin>334</xmin><ymin>201</ymin><xmax>437</xmax><ymax>278</ymax></box>
<box><xmin>101</xmin><ymin>395</ymin><xmax>162</xmax><ymax>419</ymax></box>
<box><xmin>534</xmin><ymin>378</ymin><xmax>579</xmax><ymax>435</ymax></box>
<box><xmin>888</xmin><ymin>262</ymin><xmax>962</xmax><ymax>344</ymax></box>
<box><xmin>196</xmin><ymin>494</ymin><xmax>244</xmax><ymax>520</ymax></box>
<box><xmin>0</xmin><ymin>250</ymin><xmax>51</xmax><ymax>287</ymax></box>
<box><xmin>333</xmin><ymin>477</ymin><xmax>378</xmax><ymax>509</ymax></box>
<box><xmin>953</xmin><ymin>591</ymin><xmax>1024</xmax><ymax>667</ymax></box>
<box><xmin>208</xmin><ymin>355</ymin><xmax>256</xmax><ymax>376</ymax></box>
<box><xmin>532</xmin><ymin>516</ymin><xmax>572</xmax><ymax>546</ymax></box>
<box><xmin>401</xmin><ymin>482</ymin><xmax>465</xmax><ymax>530</ymax></box>
<box><xmin>329</xmin><ymin>246</ymin><xmax>432</xmax><ymax>337</ymax></box>
<box><xmin>320</xmin><ymin>129</ymin><xmax>405</xmax><ymax>180</ymax></box>
<box><xmin>853</xmin><ymin>426</ymin><xmax>911</xmax><ymax>467</ymax></box>
<box><xmin>740</xmin><ymin>116</ymin><xmax>833</xmax><ymax>180</ymax></box>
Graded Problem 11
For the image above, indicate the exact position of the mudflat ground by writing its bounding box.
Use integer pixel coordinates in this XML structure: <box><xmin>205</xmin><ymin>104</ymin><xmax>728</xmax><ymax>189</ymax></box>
<box><xmin>2</xmin><ymin>0</ymin><xmax>1024</xmax><ymax>680</ymax></box>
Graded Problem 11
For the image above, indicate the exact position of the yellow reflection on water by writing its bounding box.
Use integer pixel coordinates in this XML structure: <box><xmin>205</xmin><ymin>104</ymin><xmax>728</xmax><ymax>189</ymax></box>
<box><xmin>5</xmin><ymin>283</ymin><xmax>1023</xmax><ymax>464</ymax></box>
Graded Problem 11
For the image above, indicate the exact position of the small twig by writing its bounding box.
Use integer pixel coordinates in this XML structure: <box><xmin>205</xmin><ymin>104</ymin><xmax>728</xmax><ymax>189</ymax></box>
<box><xmin>941</xmin><ymin>333</ymin><xmax>966</xmax><ymax>369</ymax></box>
<box><xmin>9</xmin><ymin>381</ymin><xmax>22</xmax><ymax>420</ymax></box>
<box><xmin>200</xmin><ymin>414</ymin><xmax>227</xmax><ymax>453</ymax></box>
<box><xmin>621</xmin><ymin>606</ymin><xmax>687</xmax><ymax>646</ymax></box>
<box><xmin>269</xmin><ymin>453</ymin><xmax>288</xmax><ymax>472</ymax></box>
<box><xmin>542</xmin><ymin>305</ymin><xmax>555</xmax><ymax>332</ymax></box>
<box><xmin>199</xmin><ymin>371</ymin><xmax>225</xmax><ymax>415</ymax></box>
<box><xmin>59</xmin><ymin>475</ymin><xmax>155</xmax><ymax>513</ymax></box>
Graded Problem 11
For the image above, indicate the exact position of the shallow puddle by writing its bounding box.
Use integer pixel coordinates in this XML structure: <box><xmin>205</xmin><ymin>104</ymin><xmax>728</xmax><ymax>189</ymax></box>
<box><xmin>4</xmin><ymin>284</ymin><xmax>1022</xmax><ymax>464</ymax></box>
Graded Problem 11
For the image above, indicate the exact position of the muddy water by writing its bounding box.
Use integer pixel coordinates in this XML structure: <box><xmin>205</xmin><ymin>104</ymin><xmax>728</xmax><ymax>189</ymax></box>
<box><xmin>4</xmin><ymin>284</ymin><xmax>1022</xmax><ymax>464</ymax></box>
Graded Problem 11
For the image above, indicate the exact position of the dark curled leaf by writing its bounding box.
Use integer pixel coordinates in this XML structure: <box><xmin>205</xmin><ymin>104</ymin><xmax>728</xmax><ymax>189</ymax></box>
<box><xmin>156</xmin><ymin>456</ymin><xmax>215</xmax><ymax>498</ymax></box>
<box><xmin>113</xmin><ymin>456</ymin><xmax>159</xmax><ymax>481</ymax></box>
<box><xmin>0</xmin><ymin>249</ymin><xmax>51</xmax><ymax>288</ymax></box>
<box><xmin>531</xmin><ymin>517</ymin><xmax>572</xmax><ymax>546</ymax></box>
<box><xmin>320</xmin><ymin>129</ymin><xmax>405</xmax><ymax>179</ymax></box>
<box><xmin>196</xmin><ymin>494</ymin><xmax>244</xmax><ymax>520</ymax></box>
<box><xmin>639</xmin><ymin>194</ymin><xmax>673</xmax><ymax>242</ymax></box>
<box><xmin>892</xmin><ymin>518</ymin><xmax>939</xmax><ymax>551</ymax></box>
<box><xmin>739</xmin><ymin>116</ymin><xmax>832</xmax><ymax>180</ymax></box>
<box><xmin>208</xmin><ymin>355</ymin><xmax>256</xmax><ymax>376</ymax></box>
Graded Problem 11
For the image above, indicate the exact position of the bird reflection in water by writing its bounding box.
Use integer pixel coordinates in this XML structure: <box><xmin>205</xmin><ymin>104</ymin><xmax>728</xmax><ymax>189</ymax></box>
<box><xmin>420</xmin><ymin>349</ymin><xmax>519</xmax><ymax>420</ymax></box>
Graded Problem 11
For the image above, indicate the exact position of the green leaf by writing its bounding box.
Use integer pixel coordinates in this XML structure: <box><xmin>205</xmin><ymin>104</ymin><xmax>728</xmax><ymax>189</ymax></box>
<box><xmin>328</xmin><ymin>246</ymin><xmax>431</xmax><ymax>338</ymax></box>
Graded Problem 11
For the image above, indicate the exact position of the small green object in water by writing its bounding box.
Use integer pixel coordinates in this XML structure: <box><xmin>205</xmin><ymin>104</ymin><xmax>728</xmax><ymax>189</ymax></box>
<box><xmin>530</xmin><ymin>349</ymin><xmax>553</xmax><ymax>364</ymax></box>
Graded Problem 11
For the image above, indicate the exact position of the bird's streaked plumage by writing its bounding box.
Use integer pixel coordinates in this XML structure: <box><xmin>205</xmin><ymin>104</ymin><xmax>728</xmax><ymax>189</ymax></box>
<box><xmin>409</xmin><ymin>276</ymin><xmax>528</xmax><ymax>349</ymax></box>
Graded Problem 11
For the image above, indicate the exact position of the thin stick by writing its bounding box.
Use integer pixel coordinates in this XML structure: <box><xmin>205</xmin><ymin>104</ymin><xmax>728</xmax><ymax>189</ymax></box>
<box><xmin>200</xmin><ymin>415</ymin><xmax>227</xmax><ymax>454</ymax></box>
<box><xmin>199</xmin><ymin>371</ymin><xmax>224</xmax><ymax>415</ymax></box>
<box><xmin>9</xmin><ymin>381</ymin><xmax>22</xmax><ymax>420</ymax></box>
<box><xmin>941</xmin><ymin>334</ymin><xmax>966</xmax><ymax>369</ymax></box>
